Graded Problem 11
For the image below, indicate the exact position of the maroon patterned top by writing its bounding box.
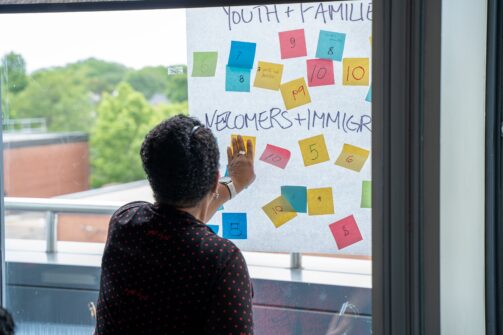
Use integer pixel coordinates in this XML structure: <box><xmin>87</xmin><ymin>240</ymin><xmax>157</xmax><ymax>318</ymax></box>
<box><xmin>95</xmin><ymin>201</ymin><xmax>254</xmax><ymax>334</ymax></box>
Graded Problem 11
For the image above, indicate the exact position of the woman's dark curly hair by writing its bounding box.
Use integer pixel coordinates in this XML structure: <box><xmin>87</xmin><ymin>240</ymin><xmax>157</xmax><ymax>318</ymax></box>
<box><xmin>140</xmin><ymin>115</ymin><xmax>220</xmax><ymax>208</ymax></box>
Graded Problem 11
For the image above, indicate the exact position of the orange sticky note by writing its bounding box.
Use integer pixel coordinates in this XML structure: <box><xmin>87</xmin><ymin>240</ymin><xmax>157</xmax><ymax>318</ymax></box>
<box><xmin>335</xmin><ymin>144</ymin><xmax>370</xmax><ymax>172</ymax></box>
<box><xmin>254</xmin><ymin>61</ymin><xmax>283</xmax><ymax>90</ymax></box>
<box><xmin>280</xmin><ymin>77</ymin><xmax>311</xmax><ymax>110</ymax></box>
<box><xmin>307</xmin><ymin>187</ymin><xmax>334</xmax><ymax>215</ymax></box>
<box><xmin>343</xmin><ymin>58</ymin><xmax>370</xmax><ymax>86</ymax></box>
<box><xmin>230</xmin><ymin>135</ymin><xmax>256</xmax><ymax>157</ymax></box>
<box><xmin>262</xmin><ymin>196</ymin><xmax>297</xmax><ymax>228</ymax></box>
<box><xmin>298</xmin><ymin>134</ymin><xmax>330</xmax><ymax>166</ymax></box>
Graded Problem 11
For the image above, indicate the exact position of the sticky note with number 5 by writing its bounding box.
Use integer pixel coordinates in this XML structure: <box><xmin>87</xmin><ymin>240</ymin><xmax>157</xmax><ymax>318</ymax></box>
<box><xmin>262</xmin><ymin>196</ymin><xmax>297</xmax><ymax>228</ymax></box>
<box><xmin>307</xmin><ymin>187</ymin><xmax>334</xmax><ymax>215</ymax></box>
<box><xmin>191</xmin><ymin>51</ymin><xmax>218</xmax><ymax>77</ymax></box>
<box><xmin>230</xmin><ymin>135</ymin><xmax>256</xmax><ymax>157</ymax></box>
<box><xmin>226</xmin><ymin>66</ymin><xmax>251</xmax><ymax>92</ymax></box>
<box><xmin>279</xmin><ymin>29</ymin><xmax>307</xmax><ymax>59</ymax></box>
<box><xmin>335</xmin><ymin>143</ymin><xmax>370</xmax><ymax>172</ymax></box>
<box><xmin>298</xmin><ymin>134</ymin><xmax>330</xmax><ymax>166</ymax></box>
<box><xmin>280</xmin><ymin>77</ymin><xmax>311</xmax><ymax>110</ymax></box>
<box><xmin>254</xmin><ymin>61</ymin><xmax>284</xmax><ymax>91</ymax></box>
<box><xmin>315</xmin><ymin>30</ymin><xmax>346</xmax><ymax>61</ymax></box>
<box><xmin>343</xmin><ymin>58</ymin><xmax>370</xmax><ymax>86</ymax></box>
<box><xmin>329</xmin><ymin>215</ymin><xmax>363</xmax><ymax>249</ymax></box>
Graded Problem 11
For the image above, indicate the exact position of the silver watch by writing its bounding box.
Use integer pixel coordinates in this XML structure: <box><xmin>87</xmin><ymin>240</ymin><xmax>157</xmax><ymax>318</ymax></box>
<box><xmin>219</xmin><ymin>177</ymin><xmax>237</xmax><ymax>199</ymax></box>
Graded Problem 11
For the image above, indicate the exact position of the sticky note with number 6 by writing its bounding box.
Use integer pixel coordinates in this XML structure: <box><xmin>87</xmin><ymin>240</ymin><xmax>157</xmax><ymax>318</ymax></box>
<box><xmin>335</xmin><ymin>143</ymin><xmax>370</xmax><ymax>172</ymax></box>
<box><xmin>343</xmin><ymin>58</ymin><xmax>370</xmax><ymax>86</ymax></box>
<box><xmin>307</xmin><ymin>187</ymin><xmax>334</xmax><ymax>215</ymax></box>
<box><xmin>298</xmin><ymin>134</ymin><xmax>330</xmax><ymax>166</ymax></box>
<box><xmin>226</xmin><ymin>66</ymin><xmax>251</xmax><ymax>92</ymax></box>
<box><xmin>279</xmin><ymin>29</ymin><xmax>307</xmax><ymax>59</ymax></box>
<box><xmin>192</xmin><ymin>51</ymin><xmax>218</xmax><ymax>77</ymax></box>
<box><xmin>254</xmin><ymin>61</ymin><xmax>284</xmax><ymax>91</ymax></box>
<box><xmin>259</xmin><ymin>144</ymin><xmax>291</xmax><ymax>169</ymax></box>
<box><xmin>329</xmin><ymin>215</ymin><xmax>363</xmax><ymax>249</ymax></box>
<box><xmin>262</xmin><ymin>196</ymin><xmax>297</xmax><ymax>228</ymax></box>
<box><xmin>315</xmin><ymin>30</ymin><xmax>346</xmax><ymax>61</ymax></box>
<box><xmin>231</xmin><ymin>134</ymin><xmax>256</xmax><ymax>157</ymax></box>
<box><xmin>280</xmin><ymin>77</ymin><xmax>311</xmax><ymax>110</ymax></box>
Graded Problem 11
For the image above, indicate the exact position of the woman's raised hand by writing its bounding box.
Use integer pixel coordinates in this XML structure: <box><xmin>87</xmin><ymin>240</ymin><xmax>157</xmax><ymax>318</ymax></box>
<box><xmin>226</xmin><ymin>135</ymin><xmax>256</xmax><ymax>194</ymax></box>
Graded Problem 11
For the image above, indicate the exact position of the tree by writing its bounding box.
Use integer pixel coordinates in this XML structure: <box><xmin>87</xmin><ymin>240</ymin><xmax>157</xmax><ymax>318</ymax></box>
<box><xmin>125</xmin><ymin>66</ymin><xmax>169</xmax><ymax>100</ymax></box>
<box><xmin>1</xmin><ymin>52</ymin><xmax>28</xmax><ymax>93</ymax></box>
<box><xmin>165</xmin><ymin>65</ymin><xmax>188</xmax><ymax>102</ymax></box>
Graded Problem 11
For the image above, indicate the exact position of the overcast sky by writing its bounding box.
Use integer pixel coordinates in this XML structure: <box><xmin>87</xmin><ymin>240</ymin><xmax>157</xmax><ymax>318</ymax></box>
<box><xmin>0</xmin><ymin>9</ymin><xmax>187</xmax><ymax>73</ymax></box>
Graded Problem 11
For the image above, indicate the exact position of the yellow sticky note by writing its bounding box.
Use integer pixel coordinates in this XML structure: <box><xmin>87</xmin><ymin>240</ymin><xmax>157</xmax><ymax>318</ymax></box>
<box><xmin>262</xmin><ymin>196</ymin><xmax>297</xmax><ymax>228</ymax></box>
<box><xmin>280</xmin><ymin>77</ymin><xmax>311</xmax><ymax>110</ymax></box>
<box><xmin>335</xmin><ymin>144</ymin><xmax>370</xmax><ymax>172</ymax></box>
<box><xmin>343</xmin><ymin>58</ymin><xmax>370</xmax><ymax>86</ymax></box>
<box><xmin>298</xmin><ymin>134</ymin><xmax>330</xmax><ymax>166</ymax></box>
<box><xmin>254</xmin><ymin>61</ymin><xmax>283</xmax><ymax>90</ymax></box>
<box><xmin>307</xmin><ymin>187</ymin><xmax>334</xmax><ymax>215</ymax></box>
<box><xmin>231</xmin><ymin>135</ymin><xmax>256</xmax><ymax>157</ymax></box>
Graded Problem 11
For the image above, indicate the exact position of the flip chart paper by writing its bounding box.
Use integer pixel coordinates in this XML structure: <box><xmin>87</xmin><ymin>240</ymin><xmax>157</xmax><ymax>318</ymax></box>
<box><xmin>228</xmin><ymin>41</ymin><xmax>256</xmax><ymax>68</ymax></box>
<box><xmin>225</xmin><ymin>66</ymin><xmax>251</xmax><ymax>92</ymax></box>
<box><xmin>254</xmin><ymin>61</ymin><xmax>284</xmax><ymax>90</ymax></box>
<box><xmin>343</xmin><ymin>58</ymin><xmax>370</xmax><ymax>86</ymax></box>
<box><xmin>281</xmin><ymin>186</ymin><xmax>307</xmax><ymax>213</ymax></box>
<box><xmin>192</xmin><ymin>51</ymin><xmax>218</xmax><ymax>77</ymax></box>
<box><xmin>315</xmin><ymin>30</ymin><xmax>346</xmax><ymax>61</ymax></box>
<box><xmin>365</xmin><ymin>85</ymin><xmax>372</xmax><ymax>102</ymax></box>
<box><xmin>298</xmin><ymin>134</ymin><xmax>330</xmax><ymax>166</ymax></box>
<box><xmin>280</xmin><ymin>77</ymin><xmax>311</xmax><ymax>110</ymax></box>
<box><xmin>207</xmin><ymin>224</ymin><xmax>220</xmax><ymax>234</ymax></box>
<box><xmin>262</xmin><ymin>196</ymin><xmax>297</xmax><ymax>228</ymax></box>
<box><xmin>329</xmin><ymin>215</ymin><xmax>363</xmax><ymax>249</ymax></box>
<box><xmin>307</xmin><ymin>59</ymin><xmax>335</xmax><ymax>87</ymax></box>
<box><xmin>231</xmin><ymin>135</ymin><xmax>256</xmax><ymax>156</ymax></box>
<box><xmin>259</xmin><ymin>144</ymin><xmax>291</xmax><ymax>169</ymax></box>
<box><xmin>307</xmin><ymin>187</ymin><xmax>335</xmax><ymax>215</ymax></box>
<box><xmin>222</xmin><ymin>213</ymin><xmax>247</xmax><ymax>239</ymax></box>
<box><xmin>335</xmin><ymin>144</ymin><xmax>370</xmax><ymax>172</ymax></box>
<box><xmin>361</xmin><ymin>180</ymin><xmax>371</xmax><ymax>208</ymax></box>
<box><xmin>279</xmin><ymin>29</ymin><xmax>308</xmax><ymax>59</ymax></box>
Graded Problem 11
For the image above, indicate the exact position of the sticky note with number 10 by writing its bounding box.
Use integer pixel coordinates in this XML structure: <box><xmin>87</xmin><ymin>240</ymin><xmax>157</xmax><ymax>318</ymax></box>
<box><xmin>335</xmin><ymin>143</ymin><xmax>370</xmax><ymax>172</ymax></box>
<box><xmin>262</xmin><ymin>196</ymin><xmax>297</xmax><ymax>228</ymax></box>
<box><xmin>280</xmin><ymin>77</ymin><xmax>311</xmax><ymax>110</ymax></box>
<box><xmin>307</xmin><ymin>187</ymin><xmax>334</xmax><ymax>215</ymax></box>
<box><xmin>231</xmin><ymin>135</ymin><xmax>256</xmax><ymax>157</ymax></box>
<box><xmin>343</xmin><ymin>58</ymin><xmax>370</xmax><ymax>86</ymax></box>
<box><xmin>298</xmin><ymin>134</ymin><xmax>330</xmax><ymax>166</ymax></box>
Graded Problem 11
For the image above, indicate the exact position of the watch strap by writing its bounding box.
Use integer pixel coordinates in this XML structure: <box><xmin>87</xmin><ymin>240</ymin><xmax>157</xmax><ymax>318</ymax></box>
<box><xmin>220</xmin><ymin>179</ymin><xmax>237</xmax><ymax>199</ymax></box>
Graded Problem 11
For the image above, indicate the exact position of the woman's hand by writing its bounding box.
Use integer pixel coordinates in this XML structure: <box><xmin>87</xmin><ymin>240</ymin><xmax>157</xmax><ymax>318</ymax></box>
<box><xmin>227</xmin><ymin>135</ymin><xmax>256</xmax><ymax>193</ymax></box>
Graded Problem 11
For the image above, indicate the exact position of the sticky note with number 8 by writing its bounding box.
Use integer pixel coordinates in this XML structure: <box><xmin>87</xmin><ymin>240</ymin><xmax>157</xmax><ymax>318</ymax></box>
<box><xmin>262</xmin><ymin>196</ymin><xmax>297</xmax><ymax>228</ymax></box>
<box><xmin>343</xmin><ymin>58</ymin><xmax>370</xmax><ymax>86</ymax></box>
<box><xmin>230</xmin><ymin>135</ymin><xmax>256</xmax><ymax>157</ymax></box>
<box><xmin>298</xmin><ymin>134</ymin><xmax>330</xmax><ymax>166</ymax></box>
<box><xmin>226</xmin><ymin>66</ymin><xmax>251</xmax><ymax>92</ymax></box>
<box><xmin>280</xmin><ymin>77</ymin><xmax>311</xmax><ymax>110</ymax></box>
<box><xmin>335</xmin><ymin>143</ymin><xmax>370</xmax><ymax>172</ymax></box>
<box><xmin>307</xmin><ymin>187</ymin><xmax>334</xmax><ymax>215</ymax></box>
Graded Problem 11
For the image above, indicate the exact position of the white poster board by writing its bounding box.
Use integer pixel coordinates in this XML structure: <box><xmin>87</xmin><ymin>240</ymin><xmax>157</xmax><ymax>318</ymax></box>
<box><xmin>187</xmin><ymin>1</ymin><xmax>372</xmax><ymax>254</ymax></box>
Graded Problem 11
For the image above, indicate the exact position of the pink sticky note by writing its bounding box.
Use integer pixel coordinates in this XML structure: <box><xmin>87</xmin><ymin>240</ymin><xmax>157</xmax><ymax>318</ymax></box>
<box><xmin>329</xmin><ymin>215</ymin><xmax>363</xmax><ymax>249</ymax></box>
<box><xmin>259</xmin><ymin>144</ymin><xmax>291</xmax><ymax>169</ymax></box>
<box><xmin>279</xmin><ymin>29</ymin><xmax>307</xmax><ymax>59</ymax></box>
<box><xmin>306</xmin><ymin>59</ymin><xmax>335</xmax><ymax>87</ymax></box>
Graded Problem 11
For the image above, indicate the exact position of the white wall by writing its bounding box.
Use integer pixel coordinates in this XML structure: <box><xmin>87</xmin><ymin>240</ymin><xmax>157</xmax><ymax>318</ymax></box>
<box><xmin>441</xmin><ymin>1</ymin><xmax>487</xmax><ymax>334</ymax></box>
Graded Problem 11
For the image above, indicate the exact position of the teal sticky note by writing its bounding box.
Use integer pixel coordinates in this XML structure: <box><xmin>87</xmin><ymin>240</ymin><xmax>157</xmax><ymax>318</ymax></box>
<box><xmin>225</xmin><ymin>66</ymin><xmax>251</xmax><ymax>92</ymax></box>
<box><xmin>315</xmin><ymin>30</ymin><xmax>346</xmax><ymax>61</ymax></box>
<box><xmin>365</xmin><ymin>85</ymin><xmax>372</xmax><ymax>102</ymax></box>
<box><xmin>281</xmin><ymin>186</ymin><xmax>307</xmax><ymax>213</ymax></box>
<box><xmin>228</xmin><ymin>41</ymin><xmax>256</xmax><ymax>68</ymax></box>
<box><xmin>218</xmin><ymin>205</ymin><xmax>224</xmax><ymax>211</ymax></box>
<box><xmin>361</xmin><ymin>180</ymin><xmax>371</xmax><ymax>208</ymax></box>
<box><xmin>224</xmin><ymin>165</ymin><xmax>229</xmax><ymax>177</ymax></box>
<box><xmin>192</xmin><ymin>51</ymin><xmax>218</xmax><ymax>77</ymax></box>
<box><xmin>207</xmin><ymin>224</ymin><xmax>220</xmax><ymax>234</ymax></box>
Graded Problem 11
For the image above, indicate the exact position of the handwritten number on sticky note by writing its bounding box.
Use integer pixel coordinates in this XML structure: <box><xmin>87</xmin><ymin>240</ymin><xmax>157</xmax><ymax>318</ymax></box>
<box><xmin>346</xmin><ymin>65</ymin><xmax>366</xmax><ymax>81</ymax></box>
<box><xmin>343</xmin><ymin>225</ymin><xmax>350</xmax><ymax>236</ymax></box>
<box><xmin>309</xmin><ymin>144</ymin><xmax>319</xmax><ymax>160</ymax></box>
<box><xmin>272</xmin><ymin>205</ymin><xmax>283</xmax><ymax>215</ymax></box>
<box><xmin>310</xmin><ymin>65</ymin><xmax>327</xmax><ymax>82</ymax></box>
<box><xmin>345</xmin><ymin>155</ymin><xmax>354</xmax><ymax>163</ymax></box>
<box><xmin>292</xmin><ymin>85</ymin><xmax>306</xmax><ymax>101</ymax></box>
<box><xmin>290</xmin><ymin>37</ymin><xmax>296</xmax><ymax>48</ymax></box>
<box><xmin>239</xmin><ymin>75</ymin><xmax>244</xmax><ymax>83</ymax></box>
<box><xmin>265</xmin><ymin>154</ymin><xmax>282</xmax><ymax>162</ymax></box>
<box><xmin>328</xmin><ymin>47</ymin><xmax>334</xmax><ymax>55</ymax></box>
<box><xmin>230</xmin><ymin>223</ymin><xmax>242</xmax><ymax>236</ymax></box>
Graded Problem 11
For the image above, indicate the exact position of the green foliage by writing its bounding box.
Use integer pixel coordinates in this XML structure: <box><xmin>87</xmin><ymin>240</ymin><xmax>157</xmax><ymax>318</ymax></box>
<box><xmin>125</xmin><ymin>66</ymin><xmax>169</xmax><ymax>100</ymax></box>
<box><xmin>165</xmin><ymin>65</ymin><xmax>188</xmax><ymax>103</ymax></box>
<box><xmin>1</xmin><ymin>52</ymin><xmax>28</xmax><ymax>93</ymax></box>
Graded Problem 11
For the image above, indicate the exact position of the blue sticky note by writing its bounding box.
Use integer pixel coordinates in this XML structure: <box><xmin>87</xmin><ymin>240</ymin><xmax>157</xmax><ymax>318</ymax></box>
<box><xmin>224</xmin><ymin>165</ymin><xmax>229</xmax><ymax>177</ymax></box>
<box><xmin>315</xmin><ymin>31</ymin><xmax>346</xmax><ymax>61</ymax></box>
<box><xmin>225</xmin><ymin>66</ymin><xmax>251</xmax><ymax>92</ymax></box>
<box><xmin>218</xmin><ymin>205</ymin><xmax>224</xmax><ymax>211</ymax></box>
<box><xmin>222</xmin><ymin>213</ymin><xmax>247</xmax><ymax>239</ymax></box>
<box><xmin>365</xmin><ymin>85</ymin><xmax>372</xmax><ymax>102</ymax></box>
<box><xmin>281</xmin><ymin>186</ymin><xmax>307</xmax><ymax>213</ymax></box>
<box><xmin>228</xmin><ymin>41</ymin><xmax>256</xmax><ymax>68</ymax></box>
<box><xmin>207</xmin><ymin>224</ymin><xmax>220</xmax><ymax>234</ymax></box>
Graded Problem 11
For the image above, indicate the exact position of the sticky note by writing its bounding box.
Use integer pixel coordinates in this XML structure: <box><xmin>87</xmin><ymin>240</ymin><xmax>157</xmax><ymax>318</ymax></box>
<box><xmin>343</xmin><ymin>58</ymin><xmax>370</xmax><ymax>86</ymax></box>
<box><xmin>280</xmin><ymin>77</ymin><xmax>311</xmax><ymax>110</ymax></box>
<box><xmin>361</xmin><ymin>180</ymin><xmax>371</xmax><ymax>208</ymax></box>
<box><xmin>329</xmin><ymin>215</ymin><xmax>363</xmax><ymax>249</ymax></box>
<box><xmin>335</xmin><ymin>144</ymin><xmax>370</xmax><ymax>172</ymax></box>
<box><xmin>191</xmin><ymin>51</ymin><xmax>218</xmax><ymax>77</ymax></box>
<box><xmin>207</xmin><ymin>224</ymin><xmax>220</xmax><ymax>234</ymax></box>
<box><xmin>298</xmin><ymin>134</ymin><xmax>330</xmax><ymax>166</ymax></box>
<box><xmin>306</xmin><ymin>59</ymin><xmax>335</xmax><ymax>87</ymax></box>
<box><xmin>315</xmin><ymin>30</ymin><xmax>346</xmax><ymax>61</ymax></box>
<box><xmin>218</xmin><ymin>205</ymin><xmax>224</xmax><ymax>211</ymax></box>
<box><xmin>365</xmin><ymin>85</ymin><xmax>372</xmax><ymax>102</ymax></box>
<box><xmin>262</xmin><ymin>196</ymin><xmax>297</xmax><ymax>228</ymax></box>
<box><xmin>230</xmin><ymin>135</ymin><xmax>256</xmax><ymax>156</ymax></box>
<box><xmin>226</xmin><ymin>66</ymin><xmax>251</xmax><ymax>92</ymax></box>
<box><xmin>279</xmin><ymin>29</ymin><xmax>307</xmax><ymax>59</ymax></box>
<box><xmin>259</xmin><ymin>144</ymin><xmax>291</xmax><ymax>169</ymax></box>
<box><xmin>228</xmin><ymin>41</ymin><xmax>256</xmax><ymax>69</ymax></box>
<box><xmin>254</xmin><ymin>61</ymin><xmax>284</xmax><ymax>90</ymax></box>
<box><xmin>222</xmin><ymin>213</ymin><xmax>247</xmax><ymax>239</ymax></box>
<box><xmin>281</xmin><ymin>186</ymin><xmax>307</xmax><ymax>213</ymax></box>
<box><xmin>307</xmin><ymin>187</ymin><xmax>334</xmax><ymax>215</ymax></box>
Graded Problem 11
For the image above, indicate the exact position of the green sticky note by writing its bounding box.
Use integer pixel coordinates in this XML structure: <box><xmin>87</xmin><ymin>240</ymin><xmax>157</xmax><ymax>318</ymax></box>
<box><xmin>192</xmin><ymin>51</ymin><xmax>218</xmax><ymax>77</ymax></box>
<box><xmin>361</xmin><ymin>180</ymin><xmax>371</xmax><ymax>208</ymax></box>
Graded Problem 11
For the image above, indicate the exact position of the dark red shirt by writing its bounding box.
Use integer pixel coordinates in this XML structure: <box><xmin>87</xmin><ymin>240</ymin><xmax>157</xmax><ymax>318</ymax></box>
<box><xmin>95</xmin><ymin>201</ymin><xmax>254</xmax><ymax>334</ymax></box>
